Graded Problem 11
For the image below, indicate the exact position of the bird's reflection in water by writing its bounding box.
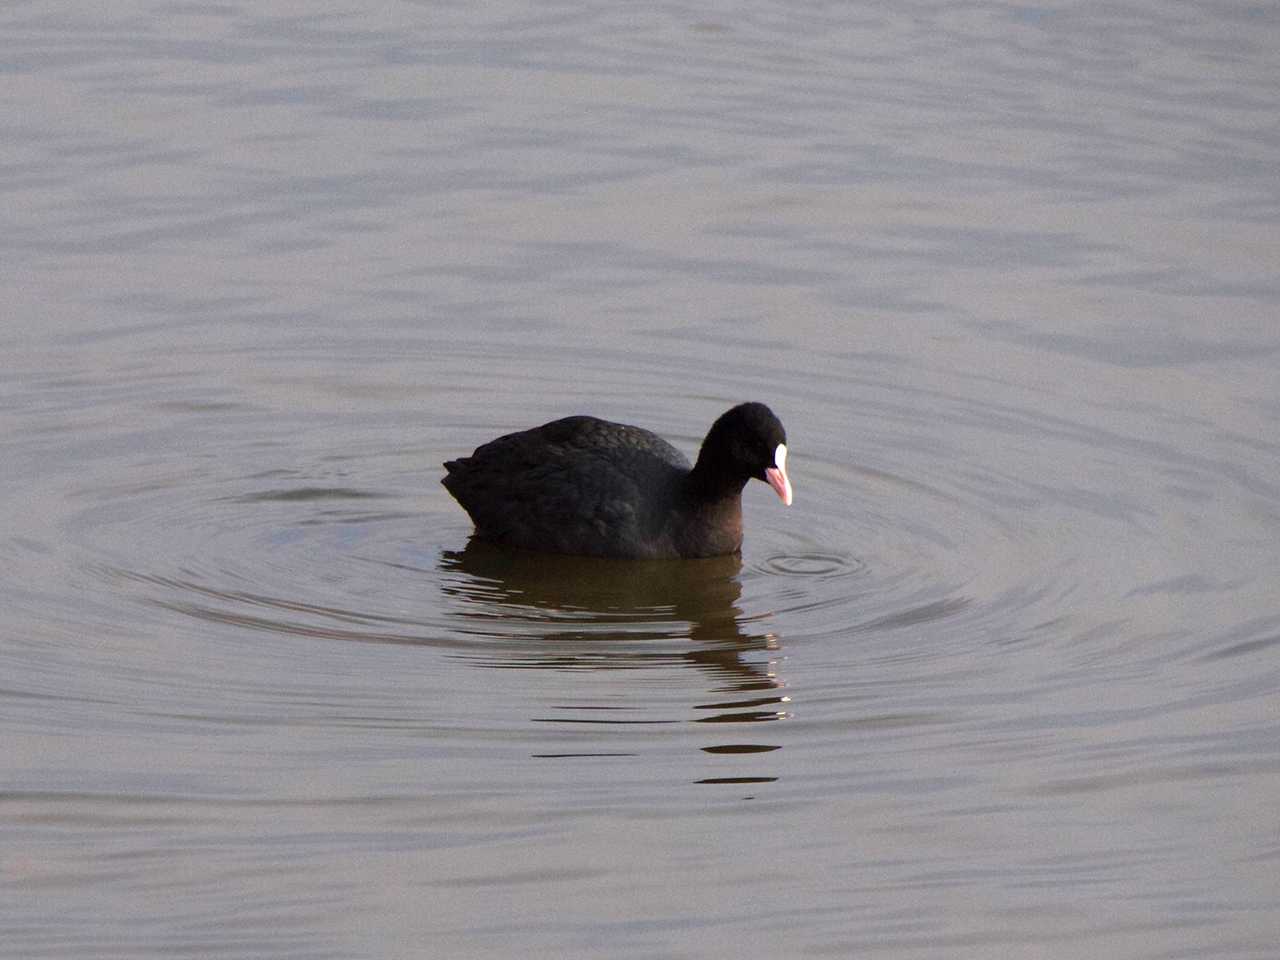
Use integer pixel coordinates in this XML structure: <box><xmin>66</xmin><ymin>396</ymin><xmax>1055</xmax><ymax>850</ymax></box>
<box><xmin>439</xmin><ymin>540</ymin><xmax>790</xmax><ymax>746</ymax></box>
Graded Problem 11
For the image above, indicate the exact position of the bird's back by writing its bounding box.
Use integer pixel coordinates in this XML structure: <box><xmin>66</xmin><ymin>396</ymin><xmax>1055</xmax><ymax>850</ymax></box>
<box><xmin>442</xmin><ymin>416</ymin><xmax>691</xmax><ymax>558</ymax></box>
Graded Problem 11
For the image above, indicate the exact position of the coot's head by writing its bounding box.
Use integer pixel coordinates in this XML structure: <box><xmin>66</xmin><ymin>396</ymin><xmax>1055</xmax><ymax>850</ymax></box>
<box><xmin>696</xmin><ymin>402</ymin><xmax>792</xmax><ymax>505</ymax></box>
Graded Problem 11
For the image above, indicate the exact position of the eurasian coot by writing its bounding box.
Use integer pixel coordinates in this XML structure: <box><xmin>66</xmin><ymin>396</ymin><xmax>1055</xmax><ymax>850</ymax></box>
<box><xmin>441</xmin><ymin>402</ymin><xmax>791</xmax><ymax>559</ymax></box>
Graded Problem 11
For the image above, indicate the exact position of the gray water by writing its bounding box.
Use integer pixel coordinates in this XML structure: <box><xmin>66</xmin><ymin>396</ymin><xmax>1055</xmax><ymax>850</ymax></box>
<box><xmin>3</xmin><ymin>2</ymin><xmax>1279</xmax><ymax>957</ymax></box>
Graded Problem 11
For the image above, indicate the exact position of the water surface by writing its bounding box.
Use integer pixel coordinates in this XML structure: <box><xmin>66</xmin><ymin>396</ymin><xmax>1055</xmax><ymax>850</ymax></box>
<box><xmin>2</xmin><ymin>2</ymin><xmax>1278</xmax><ymax>958</ymax></box>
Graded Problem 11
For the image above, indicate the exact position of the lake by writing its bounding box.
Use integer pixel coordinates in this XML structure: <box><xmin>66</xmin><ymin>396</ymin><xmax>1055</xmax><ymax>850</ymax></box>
<box><xmin>2</xmin><ymin>2</ymin><xmax>1278</xmax><ymax>957</ymax></box>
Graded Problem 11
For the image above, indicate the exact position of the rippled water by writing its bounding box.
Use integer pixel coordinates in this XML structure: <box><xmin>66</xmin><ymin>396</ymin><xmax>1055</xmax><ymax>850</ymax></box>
<box><xmin>3</xmin><ymin>2</ymin><xmax>1279</xmax><ymax>957</ymax></box>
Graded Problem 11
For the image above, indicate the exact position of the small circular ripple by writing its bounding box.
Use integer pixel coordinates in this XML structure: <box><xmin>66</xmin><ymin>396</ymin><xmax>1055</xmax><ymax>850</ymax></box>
<box><xmin>755</xmin><ymin>552</ymin><xmax>862</xmax><ymax>579</ymax></box>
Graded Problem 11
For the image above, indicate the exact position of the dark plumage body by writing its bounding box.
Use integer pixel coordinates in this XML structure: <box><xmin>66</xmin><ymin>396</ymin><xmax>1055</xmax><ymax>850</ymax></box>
<box><xmin>442</xmin><ymin>403</ymin><xmax>791</xmax><ymax>559</ymax></box>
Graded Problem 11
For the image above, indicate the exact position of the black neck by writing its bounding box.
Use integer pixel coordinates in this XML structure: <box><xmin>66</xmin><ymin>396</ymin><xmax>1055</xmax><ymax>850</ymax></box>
<box><xmin>685</xmin><ymin>456</ymin><xmax>749</xmax><ymax>504</ymax></box>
